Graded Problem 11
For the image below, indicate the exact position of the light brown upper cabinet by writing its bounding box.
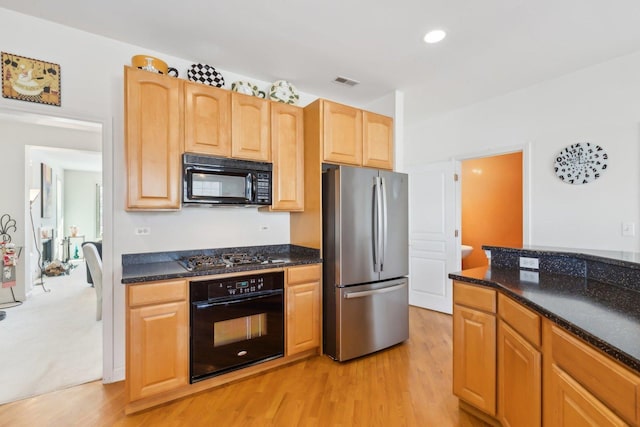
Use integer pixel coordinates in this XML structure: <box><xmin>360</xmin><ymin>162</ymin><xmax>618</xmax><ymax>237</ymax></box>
<box><xmin>270</xmin><ymin>103</ymin><xmax>304</xmax><ymax>211</ymax></box>
<box><xmin>183</xmin><ymin>82</ymin><xmax>231</xmax><ymax>157</ymax></box>
<box><xmin>125</xmin><ymin>66</ymin><xmax>183</xmax><ymax>210</ymax></box>
<box><xmin>307</xmin><ymin>99</ymin><xmax>394</xmax><ymax>170</ymax></box>
<box><xmin>231</xmin><ymin>92</ymin><xmax>271</xmax><ymax>162</ymax></box>
<box><xmin>322</xmin><ymin>100</ymin><xmax>363</xmax><ymax>166</ymax></box>
<box><xmin>362</xmin><ymin>111</ymin><xmax>393</xmax><ymax>169</ymax></box>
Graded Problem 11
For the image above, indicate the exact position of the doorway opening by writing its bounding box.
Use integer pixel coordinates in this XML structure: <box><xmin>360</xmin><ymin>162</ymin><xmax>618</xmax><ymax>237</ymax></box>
<box><xmin>460</xmin><ymin>151</ymin><xmax>523</xmax><ymax>269</ymax></box>
<box><xmin>0</xmin><ymin>112</ymin><xmax>105</xmax><ymax>404</ymax></box>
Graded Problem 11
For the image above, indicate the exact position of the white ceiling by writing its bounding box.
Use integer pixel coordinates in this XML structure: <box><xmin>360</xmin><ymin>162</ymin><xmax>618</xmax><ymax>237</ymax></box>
<box><xmin>2</xmin><ymin>1</ymin><xmax>640</xmax><ymax>122</ymax></box>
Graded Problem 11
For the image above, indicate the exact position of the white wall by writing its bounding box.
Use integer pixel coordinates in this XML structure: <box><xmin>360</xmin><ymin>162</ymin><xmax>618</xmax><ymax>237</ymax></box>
<box><xmin>405</xmin><ymin>50</ymin><xmax>640</xmax><ymax>252</ymax></box>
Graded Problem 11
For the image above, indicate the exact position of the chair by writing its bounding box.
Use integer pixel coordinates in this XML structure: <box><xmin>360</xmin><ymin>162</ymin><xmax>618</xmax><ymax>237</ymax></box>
<box><xmin>82</xmin><ymin>241</ymin><xmax>102</xmax><ymax>285</ymax></box>
<box><xmin>82</xmin><ymin>243</ymin><xmax>102</xmax><ymax>321</ymax></box>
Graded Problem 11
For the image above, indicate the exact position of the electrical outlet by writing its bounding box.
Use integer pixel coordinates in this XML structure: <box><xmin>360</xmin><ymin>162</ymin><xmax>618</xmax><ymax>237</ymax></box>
<box><xmin>519</xmin><ymin>270</ymin><xmax>540</xmax><ymax>283</ymax></box>
<box><xmin>135</xmin><ymin>227</ymin><xmax>150</xmax><ymax>235</ymax></box>
<box><xmin>519</xmin><ymin>256</ymin><xmax>539</xmax><ymax>270</ymax></box>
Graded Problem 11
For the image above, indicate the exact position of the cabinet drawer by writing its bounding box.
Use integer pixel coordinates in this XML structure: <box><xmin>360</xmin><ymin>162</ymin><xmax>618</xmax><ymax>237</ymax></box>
<box><xmin>453</xmin><ymin>281</ymin><xmax>496</xmax><ymax>313</ymax></box>
<box><xmin>549</xmin><ymin>323</ymin><xmax>640</xmax><ymax>425</ymax></box>
<box><xmin>287</xmin><ymin>264</ymin><xmax>321</xmax><ymax>286</ymax></box>
<box><xmin>128</xmin><ymin>279</ymin><xmax>187</xmax><ymax>307</ymax></box>
<box><xmin>498</xmin><ymin>293</ymin><xmax>540</xmax><ymax>347</ymax></box>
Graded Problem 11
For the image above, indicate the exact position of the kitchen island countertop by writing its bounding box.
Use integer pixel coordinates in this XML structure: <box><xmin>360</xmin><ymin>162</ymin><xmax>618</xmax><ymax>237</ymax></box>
<box><xmin>450</xmin><ymin>246</ymin><xmax>640</xmax><ymax>373</ymax></box>
<box><xmin>122</xmin><ymin>244</ymin><xmax>321</xmax><ymax>284</ymax></box>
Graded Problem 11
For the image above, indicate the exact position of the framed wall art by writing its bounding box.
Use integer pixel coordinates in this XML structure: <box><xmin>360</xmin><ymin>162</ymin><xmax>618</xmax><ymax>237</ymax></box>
<box><xmin>2</xmin><ymin>52</ymin><xmax>61</xmax><ymax>106</ymax></box>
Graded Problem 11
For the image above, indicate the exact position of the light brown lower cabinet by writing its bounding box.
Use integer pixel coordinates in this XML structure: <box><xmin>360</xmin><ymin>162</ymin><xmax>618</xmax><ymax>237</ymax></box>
<box><xmin>546</xmin><ymin>363</ymin><xmax>627</xmax><ymax>426</ymax></box>
<box><xmin>453</xmin><ymin>281</ymin><xmax>640</xmax><ymax>426</ymax></box>
<box><xmin>543</xmin><ymin>321</ymin><xmax>640</xmax><ymax>426</ymax></box>
<box><xmin>286</xmin><ymin>264</ymin><xmax>321</xmax><ymax>355</ymax></box>
<box><xmin>452</xmin><ymin>282</ymin><xmax>497</xmax><ymax>416</ymax></box>
<box><xmin>498</xmin><ymin>321</ymin><xmax>541</xmax><ymax>427</ymax></box>
<box><xmin>497</xmin><ymin>292</ymin><xmax>541</xmax><ymax>427</ymax></box>
<box><xmin>126</xmin><ymin>279</ymin><xmax>188</xmax><ymax>402</ymax></box>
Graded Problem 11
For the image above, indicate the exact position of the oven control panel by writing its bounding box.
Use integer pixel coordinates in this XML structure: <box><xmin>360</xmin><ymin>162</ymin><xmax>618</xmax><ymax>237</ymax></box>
<box><xmin>227</xmin><ymin>277</ymin><xmax>263</xmax><ymax>296</ymax></box>
<box><xmin>190</xmin><ymin>271</ymin><xmax>284</xmax><ymax>302</ymax></box>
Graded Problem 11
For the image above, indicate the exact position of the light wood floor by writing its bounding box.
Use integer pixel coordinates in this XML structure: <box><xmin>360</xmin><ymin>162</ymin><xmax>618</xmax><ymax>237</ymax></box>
<box><xmin>0</xmin><ymin>306</ymin><xmax>487</xmax><ymax>427</ymax></box>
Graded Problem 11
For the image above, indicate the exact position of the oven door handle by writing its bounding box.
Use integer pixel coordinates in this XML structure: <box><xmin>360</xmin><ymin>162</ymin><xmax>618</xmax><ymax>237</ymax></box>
<box><xmin>194</xmin><ymin>291</ymin><xmax>282</xmax><ymax>309</ymax></box>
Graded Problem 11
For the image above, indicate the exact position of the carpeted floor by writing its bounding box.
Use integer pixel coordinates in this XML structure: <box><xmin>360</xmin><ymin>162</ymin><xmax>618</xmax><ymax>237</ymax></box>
<box><xmin>0</xmin><ymin>262</ymin><xmax>102</xmax><ymax>404</ymax></box>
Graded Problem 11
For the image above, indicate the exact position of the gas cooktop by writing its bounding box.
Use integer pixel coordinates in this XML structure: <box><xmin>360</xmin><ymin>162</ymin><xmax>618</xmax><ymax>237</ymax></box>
<box><xmin>179</xmin><ymin>253</ymin><xmax>285</xmax><ymax>271</ymax></box>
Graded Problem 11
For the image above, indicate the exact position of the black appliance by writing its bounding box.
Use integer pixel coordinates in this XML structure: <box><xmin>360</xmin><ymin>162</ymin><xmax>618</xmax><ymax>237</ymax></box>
<box><xmin>183</xmin><ymin>153</ymin><xmax>272</xmax><ymax>206</ymax></box>
<box><xmin>190</xmin><ymin>271</ymin><xmax>284</xmax><ymax>383</ymax></box>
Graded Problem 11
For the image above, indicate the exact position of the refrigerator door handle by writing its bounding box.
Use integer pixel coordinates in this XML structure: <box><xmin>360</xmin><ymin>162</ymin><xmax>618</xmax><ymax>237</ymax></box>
<box><xmin>372</xmin><ymin>179</ymin><xmax>379</xmax><ymax>272</ymax></box>
<box><xmin>380</xmin><ymin>176</ymin><xmax>388</xmax><ymax>271</ymax></box>
<box><xmin>375</xmin><ymin>176</ymin><xmax>384</xmax><ymax>273</ymax></box>
<box><xmin>343</xmin><ymin>282</ymin><xmax>407</xmax><ymax>299</ymax></box>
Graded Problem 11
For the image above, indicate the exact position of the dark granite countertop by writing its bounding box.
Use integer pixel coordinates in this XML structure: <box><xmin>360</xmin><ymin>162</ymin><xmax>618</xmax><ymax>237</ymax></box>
<box><xmin>122</xmin><ymin>244</ymin><xmax>321</xmax><ymax>284</ymax></box>
<box><xmin>449</xmin><ymin>265</ymin><xmax>640</xmax><ymax>373</ymax></box>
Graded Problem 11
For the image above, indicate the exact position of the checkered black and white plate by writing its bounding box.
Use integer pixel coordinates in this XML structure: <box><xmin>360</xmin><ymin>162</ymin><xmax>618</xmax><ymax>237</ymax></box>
<box><xmin>187</xmin><ymin>64</ymin><xmax>225</xmax><ymax>87</ymax></box>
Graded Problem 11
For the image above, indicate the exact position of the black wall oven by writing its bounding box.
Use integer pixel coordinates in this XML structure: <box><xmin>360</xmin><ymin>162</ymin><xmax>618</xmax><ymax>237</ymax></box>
<box><xmin>190</xmin><ymin>271</ymin><xmax>284</xmax><ymax>383</ymax></box>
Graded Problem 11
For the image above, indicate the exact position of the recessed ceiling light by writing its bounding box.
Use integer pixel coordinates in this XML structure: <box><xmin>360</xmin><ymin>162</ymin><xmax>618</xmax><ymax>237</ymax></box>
<box><xmin>424</xmin><ymin>29</ymin><xmax>446</xmax><ymax>44</ymax></box>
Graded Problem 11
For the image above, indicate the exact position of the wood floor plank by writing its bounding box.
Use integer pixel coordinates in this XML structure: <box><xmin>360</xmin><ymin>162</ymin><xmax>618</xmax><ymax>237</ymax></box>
<box><xmin>0</xmin><ymin>306</ymin><xmax>488</xmax><ymax>427</ymax></box>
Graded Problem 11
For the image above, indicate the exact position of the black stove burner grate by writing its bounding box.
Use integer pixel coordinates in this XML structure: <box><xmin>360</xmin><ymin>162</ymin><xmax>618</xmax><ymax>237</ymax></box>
<box><xmin>181</xmin><ymin>252</ymin><xmax>275</xmax><ymax>271</ymax></box>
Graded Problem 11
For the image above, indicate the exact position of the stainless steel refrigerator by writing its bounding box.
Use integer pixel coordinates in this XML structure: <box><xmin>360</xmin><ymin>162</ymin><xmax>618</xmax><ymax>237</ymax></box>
<box><xmin>323</xmin><ymin>165</ymin><xmax>409</xmax><ymax>361</ymax></box>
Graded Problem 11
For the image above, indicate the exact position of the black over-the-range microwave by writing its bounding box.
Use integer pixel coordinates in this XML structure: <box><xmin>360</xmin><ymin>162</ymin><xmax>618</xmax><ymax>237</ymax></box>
<box><xmin>182</xmin><ymin>153</ymin><xmax>272</xmax><ymax>206</ymax></box>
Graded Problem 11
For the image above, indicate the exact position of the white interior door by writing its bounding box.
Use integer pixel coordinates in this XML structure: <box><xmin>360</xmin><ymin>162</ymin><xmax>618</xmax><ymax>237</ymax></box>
<box><xmin>408</xmin><ymin>161</ymin><xmax>459</xmax><ymax>314</ymax></box>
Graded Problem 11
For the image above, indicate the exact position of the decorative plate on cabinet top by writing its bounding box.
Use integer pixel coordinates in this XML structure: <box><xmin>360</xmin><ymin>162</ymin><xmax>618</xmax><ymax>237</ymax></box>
<box><xmin>187</xmin><ymin>64</ymin><xmax>225</xmax><ymax>87</ymax></box>
<box><xmin>231</xmin><ymin>81</ymin><xmax>266</xmax><ymax>98</ymax></box>
<box><xmin>269</xmin><ymin>80</ymin><xmax>299</xmax><ymax>104</ymax></box>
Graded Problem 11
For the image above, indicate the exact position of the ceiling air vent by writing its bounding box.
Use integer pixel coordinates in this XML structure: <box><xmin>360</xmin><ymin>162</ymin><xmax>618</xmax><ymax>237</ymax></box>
<box><xmin>333</xmin><ymin>76</ymin><xmax>360</xmax><ymax>87</ymax></box>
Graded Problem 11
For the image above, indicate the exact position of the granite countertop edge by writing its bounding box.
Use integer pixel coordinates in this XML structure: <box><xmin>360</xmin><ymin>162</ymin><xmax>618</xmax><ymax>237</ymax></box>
<box><xmin>449</xmin><ymin>270</ymin><xmax>640</xmax><ymax>373</ymax></box>
<box><xmin>122</xmin><ymin>257</ymin><xmax>321</xmax><ymax>284</ymax></box>
<box><xmin>121</xmin><ymin>244</ymin><xmax>321</xmax><ymax>284</ymax></box>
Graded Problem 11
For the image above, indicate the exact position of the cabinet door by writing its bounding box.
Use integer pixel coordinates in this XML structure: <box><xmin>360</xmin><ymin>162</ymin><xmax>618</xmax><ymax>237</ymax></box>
<box><xmin>453</xmin><ymin>303</ymin><xmax>496</xmax><ymax>416</ymax></box>
<box><xmin>322</xmin><ymin>100</ymin><xmax>362</xmax><ymax>166</ymax></box>
<box><xmin>184</xmin><ymin>82</ymin><xmax>231</xmax><ymax>156</ymax></box>
<box><xmin>125</xmin><ymin>67</ymin><xmax>182</xmax><ymax>210</ymax></box>
<box><xmin>362</xmin><ymin>111</ymin><xmax>393</xmax><ymax>170</ymax></box>
<box><xmin>231</xmin><ymin>92</ymin><xmax>270</xmax><ymax>161</ymax></box>
<box><xmin>271</xmin><ymin>102</ymin><xmax>304</xmax><ymax>211</ymax></box>
<box><xmin>286</xmin><ymin>281</ymin><xmax>320</xmax><ymax>355</ymax></box>
<box><xmin>128</xmin><ymin>301</ymin><xmax>188</xmax><ymax>401</ymax></box>
<box><xmin>546</xmin><ymin>364</ymin><xmax>627</xmax><ymax>427</ymax></box>
<box><xmin>498</xmin><ymin>321</ymin><xmax>541</xmax><ymax>427</ymax></box>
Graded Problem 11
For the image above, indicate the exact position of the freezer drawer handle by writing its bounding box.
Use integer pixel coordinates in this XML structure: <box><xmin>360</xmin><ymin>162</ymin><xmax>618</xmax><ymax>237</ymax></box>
<box><xmin>343</xmin><ymin>283</ymin><xmax>407</xmax><ymax>299</ymax></box>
